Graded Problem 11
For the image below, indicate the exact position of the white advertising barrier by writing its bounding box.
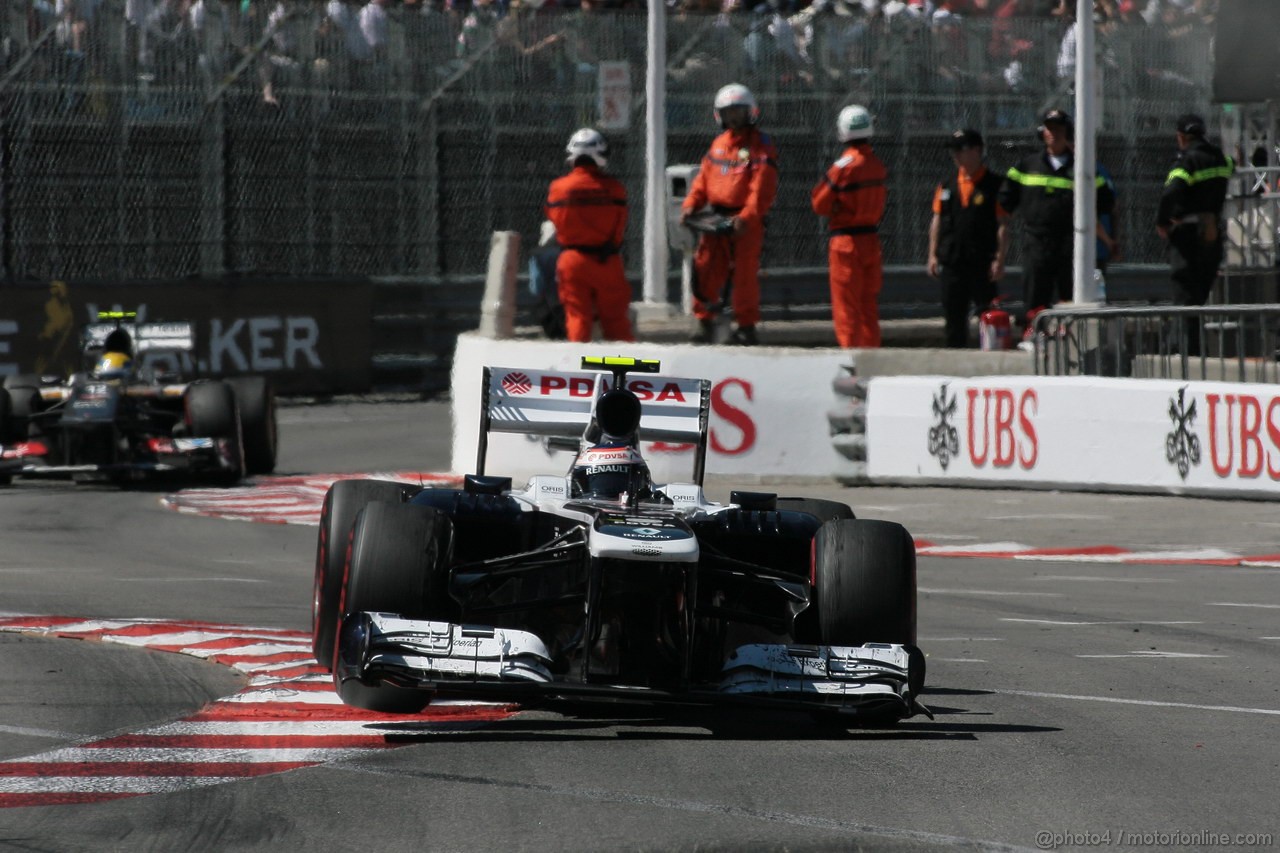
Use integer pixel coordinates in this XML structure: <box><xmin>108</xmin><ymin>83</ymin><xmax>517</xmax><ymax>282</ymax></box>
<box><xmin>867</xmin><ymin>374</ymin><xmax>1280</xmax><ymax>498</ymax></box>
<box><xmin>452</xmin><ymin>334</ymin><xmax>851</xmax><ymax>482</ymax></box>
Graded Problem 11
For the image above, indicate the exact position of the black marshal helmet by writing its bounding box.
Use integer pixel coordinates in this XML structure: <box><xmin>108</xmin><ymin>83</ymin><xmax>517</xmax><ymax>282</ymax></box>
<box><xmin>570</xmin><ymin>440</ymin><xmax>653</xmax><ymax>502</ymax></box>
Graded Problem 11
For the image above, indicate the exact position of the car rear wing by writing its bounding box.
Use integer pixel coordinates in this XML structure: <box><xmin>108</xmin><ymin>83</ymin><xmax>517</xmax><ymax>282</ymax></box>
<box><xmin>82</xmin><ymin>321</ymin><xmax>196</xmax><ymax>354</ymax></box>
<box><xmin>477</xmin><ymin>362</ymin><xmax>712</xmax><ymax>484</ymax></box>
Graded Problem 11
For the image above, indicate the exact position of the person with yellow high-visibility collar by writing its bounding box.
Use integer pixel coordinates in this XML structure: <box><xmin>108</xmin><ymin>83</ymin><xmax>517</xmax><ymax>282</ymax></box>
<box><xmin>997</xmin><ymin>108</ymin><xmax>1115</xmax><ymax>327</ymax></box>
<box><xmin>1156</xmin><ymin>113</ymin><xmax>1234</xmax><ymax>355</ymax></box>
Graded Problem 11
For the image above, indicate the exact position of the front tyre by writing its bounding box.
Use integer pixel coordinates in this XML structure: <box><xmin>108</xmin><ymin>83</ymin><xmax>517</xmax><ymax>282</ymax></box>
<box><xmin>812</xmin><ymin>519</ymin><xmax>916</xmax><ymax>646</ymax></box>
<box><xmin>227</xmin><ymin>375</ymin><xmax>277</xmax><ymax>475</ymax></box>
<box><xmin>335</xmin><ymin>501</ymin><xmax>452</xmax><ymax>714</ymax></box>
<box><xmin>184</xmin><ymin>381</ymin><xmax>244</xmax><ymax>484</ymax></box>
<box><xmin>312</xmin><ymin>479</ymin><xmax>418</xmax><ymax>670</ymax></box>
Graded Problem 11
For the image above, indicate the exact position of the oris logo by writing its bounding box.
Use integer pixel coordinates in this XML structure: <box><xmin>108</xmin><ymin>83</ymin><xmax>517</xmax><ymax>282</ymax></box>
<box><xmin>501</xmin><ymin>372</ymin><xmax>532</xmax><ymax>395</ymax></box>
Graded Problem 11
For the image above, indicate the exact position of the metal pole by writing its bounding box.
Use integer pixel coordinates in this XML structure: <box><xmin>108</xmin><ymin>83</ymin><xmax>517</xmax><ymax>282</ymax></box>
<box><xmin>1072</xmin><ymin>0</ymin><xmax>1098</xmax><ymax>303</ymax></box>
<box><xmin>642</xmin><ymin>0</ymin><xmax>668</xmax><ymax>305</ymax></box>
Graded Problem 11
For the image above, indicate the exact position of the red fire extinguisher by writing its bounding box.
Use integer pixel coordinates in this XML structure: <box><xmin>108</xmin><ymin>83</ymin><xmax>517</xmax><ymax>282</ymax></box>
<box><xmin>979</xmin><ymin>300</ymin><xmax>1013</xmax><ymax>351</ymax></box>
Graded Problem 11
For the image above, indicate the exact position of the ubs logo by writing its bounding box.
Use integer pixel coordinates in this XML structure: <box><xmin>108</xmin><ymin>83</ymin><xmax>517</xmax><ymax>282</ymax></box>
<box><xmin>1165</xmin><ymin>387</ymin><xmax>1201</xmax><ymax>480</ymax></box>
<box><xmin>927</xmin><ymin>382</ymin><xmax>960</xmax><ymax>470</ymax></box>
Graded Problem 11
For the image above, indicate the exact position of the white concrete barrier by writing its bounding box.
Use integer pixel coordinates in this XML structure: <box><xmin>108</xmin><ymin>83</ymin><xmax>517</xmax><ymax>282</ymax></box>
<box><xmin>866</xmin><ymin>374</ymin><xmax>1280</xmax><ymax>498</ymax></box>
<box><xmin>451</xmin><ymin>333</ymin><xmax>854</xmax><ymax>483</ymax></box>
<box><xmin>476</xmin><ymin>231</ymin><xmax>521</xmax><ymax>339</ymax></box>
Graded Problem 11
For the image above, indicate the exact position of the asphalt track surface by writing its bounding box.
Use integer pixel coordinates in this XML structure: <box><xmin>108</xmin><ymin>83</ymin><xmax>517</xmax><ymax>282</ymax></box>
<box><xmin>0</xmin><ymin>400</ymin><xmax>1277</xmax><ymax>853</ymax></box>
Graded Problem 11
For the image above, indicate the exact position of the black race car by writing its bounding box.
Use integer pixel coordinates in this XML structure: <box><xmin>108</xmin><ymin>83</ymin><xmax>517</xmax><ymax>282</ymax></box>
<box><xmin>0</xmin><ymin>312</ymin><xmax>276</xmax><ymax>485</ymax></box>
<box><xmin>313</xmin><ymin>357</ymin><xmax>926</xmax><ymax>724</ymax></box>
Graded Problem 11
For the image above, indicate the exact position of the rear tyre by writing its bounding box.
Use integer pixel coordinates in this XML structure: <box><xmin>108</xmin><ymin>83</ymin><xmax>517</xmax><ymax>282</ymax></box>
<box><xmin>227</xmin><ymin>376</ymin><xmax>277</xmax><ymax>475</ymax></box>
<box><xmin>313</xmin><ymin>479</ymin><xmax>420</xmax><ymax>670</ymax></box>
<box><xmin>336</xmin><ymin>501</ymin><xmax>451</xmax><ymax>714</ymax></box>
<box><xmin>185</xmin><ymin>381</ymin><xmax>244</xmax><ymax>483</ymax></box>
<box><xmin>812</xmin><ymin>519</ymin><xmax>916</xmax><ymax>646</ymax></box>
<box><xmin>776</xmin><ymin>497</ymin><xmax>855</xmax><ymax>523</ymax></box>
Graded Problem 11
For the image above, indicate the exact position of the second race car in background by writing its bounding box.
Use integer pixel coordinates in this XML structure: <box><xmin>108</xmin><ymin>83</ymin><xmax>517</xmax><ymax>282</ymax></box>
<box><xmin>0</xmin><ymin>312</ymin><xmax>277</xmax><ymax>485</ymax></box>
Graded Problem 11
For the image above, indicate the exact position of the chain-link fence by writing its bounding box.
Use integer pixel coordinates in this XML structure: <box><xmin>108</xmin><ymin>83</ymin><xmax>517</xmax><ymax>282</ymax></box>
<box><xmin>2</xmin><ymin>2</ymin><xmax>1216</xmax><ymax>285</ymax></box>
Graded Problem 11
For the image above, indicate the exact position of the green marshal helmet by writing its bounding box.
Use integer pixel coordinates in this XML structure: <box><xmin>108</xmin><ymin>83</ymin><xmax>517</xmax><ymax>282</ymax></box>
<box><xmin>837</xmin><ymin>104</ymin><xmax>874</xmax><ymax>142</ymax></box>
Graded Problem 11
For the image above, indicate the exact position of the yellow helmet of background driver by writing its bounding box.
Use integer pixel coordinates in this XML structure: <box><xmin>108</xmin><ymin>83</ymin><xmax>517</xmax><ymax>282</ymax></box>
<box><xmin>94</xmin><ymin>351</ymin><xmax>133</xmax><ymax>380</ymax></box>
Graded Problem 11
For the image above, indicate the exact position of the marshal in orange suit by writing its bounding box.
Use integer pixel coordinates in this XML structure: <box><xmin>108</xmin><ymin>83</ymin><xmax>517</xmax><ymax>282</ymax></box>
<box><xmin>544</xmin><ymin>128</ymin><xmax>634</xmax><ymax>343</ymax></box>
<box><xmin>811</xmin><ymin>104</ymin><xmax>887</xmax><ymax>349</ymax></box>
<box><xmin>680</xmin><ymin>84</ymin><xmax>778</xmax><ymax>346</ymax></box>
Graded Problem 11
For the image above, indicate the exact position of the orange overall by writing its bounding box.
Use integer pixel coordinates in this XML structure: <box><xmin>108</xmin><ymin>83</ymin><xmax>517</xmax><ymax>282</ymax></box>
<box><xmin>681</xmin><ymin>127</ymin><xmax>779</xmax><ymax>327</ymax></box>
<box><xmin>545</xmin><ymin>164</ymin><xmax>634</xmax><ymax>343</ymax></box>
<box><xmin>811</xmin><ymin>142</ymin><xmax>887</xmax><ymax>348</ymax></box>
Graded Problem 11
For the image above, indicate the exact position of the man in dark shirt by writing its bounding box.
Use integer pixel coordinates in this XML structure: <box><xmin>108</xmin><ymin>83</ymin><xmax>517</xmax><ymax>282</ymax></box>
<box><xmin>1156</xmin><ymin>113</ymin><xmax>1234</xmax><ymax>354</ymax></box>
<box><xmin>998</xmin><ymin>109</ymin><xmax>1116</xmax><ymax>327</ymax></box>
<box><xmin>928</xmin><ymin>128</ymin><xmax>1011</xmax><ymax>348</ymax></box>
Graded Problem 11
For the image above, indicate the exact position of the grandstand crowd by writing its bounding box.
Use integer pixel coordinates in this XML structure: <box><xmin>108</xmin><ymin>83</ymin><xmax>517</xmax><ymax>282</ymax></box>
<box><xmin>3</xmin><ymin>0</ymin><xmax>1219</xmax><ymax>76</ymax></box>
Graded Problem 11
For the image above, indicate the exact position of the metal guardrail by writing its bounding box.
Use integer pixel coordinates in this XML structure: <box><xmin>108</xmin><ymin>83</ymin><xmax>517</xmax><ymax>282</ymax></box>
<box><xmin>1033</xmin><ymin>305</ymin><xmax>1280</xmax><ymax>384</ymax></box>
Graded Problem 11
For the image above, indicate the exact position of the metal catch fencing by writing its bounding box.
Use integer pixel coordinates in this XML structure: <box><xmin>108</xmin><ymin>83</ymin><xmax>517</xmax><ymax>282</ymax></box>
<box><xmin>1033</xmin><ymin>304</ymin><xmax>1280</xmax><ymax>385</ymax></box>
<box><xmin>1</xmin><ymin>4</ymin><xmax>1214</xmax><ymax>284</ymax></box>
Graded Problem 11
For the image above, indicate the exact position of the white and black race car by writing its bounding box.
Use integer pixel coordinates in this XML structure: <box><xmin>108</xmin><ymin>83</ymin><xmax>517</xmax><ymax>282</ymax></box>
<box><xmin>313</xmin><ymin>357</ymin><xmax>926</xmax><ymax>724</ymax></box>
<box><xmin>0</xmin><ymin>312</ymin><xmax>276</xmax><ymax>485</ymax></box>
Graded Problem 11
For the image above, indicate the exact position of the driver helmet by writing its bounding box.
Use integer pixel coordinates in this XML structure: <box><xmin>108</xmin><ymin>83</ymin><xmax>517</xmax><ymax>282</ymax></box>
<box><xmin>93</xmin><ymin>351</ymin><xmax>133</xmax><ymax>380</ymax></box>
<box><xmin>570</xmin><ymin>440</ymin><xmax>652</xmax><ymax>502</ymax></box>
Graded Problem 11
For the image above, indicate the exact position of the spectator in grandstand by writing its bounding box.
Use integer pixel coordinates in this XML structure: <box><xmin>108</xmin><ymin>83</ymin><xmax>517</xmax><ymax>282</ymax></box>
<box><xmin>145</xmin><ymin>0</ymin><xmax>198</xmax><ymax>76</ymax></box>
<box><xmin>326</xmin><ymin>0</ymin><xmax>373</xmax><ymax>87</ymax></box>
<box><xmin>55</xmin><ymin>0</ymin><xmax>92</xmax><ymax>56</ymax></box>
<box><xmin>743</xmin><ymin>0</ymin><xmax>813</xmax><ymax>87</ymax></box>
<box><xmin>680</xmin><ymin>84</ymin><xmax>779</xmax><ymax>346</ymax></box>
<box><xmin>997</xmin><ymin>108</ymin><xmax>1115</xmax><ymax>325</ymax></box>
<box><xmin>811</xmin><ymin>104</ymin><xmax>887</xmax><ymax>348</ymax></box>
<box><xmin>544</xmin><ymin>128</ymin><xmax>635</xmax><ymax>343</ymax></box>
<box><xmin>1156</xmin><ymin>112</ymin><xmax>1234</xmax><ymax>354</ymax></box>
<box><xmin>927</xmin><ymin>128</ymin><xmax>1011</xmax><ymax>348</ymax></box>
<box><xmin>260</xmin><ymin>0</ymin><xmax>297</xmax><ymax>106</ymax></box>
<box><xmin>1115</xmin><ymin>0</ymin><xmax>1143</xmax><ymax>24</ymax></box>
<box><xmin>360</xmin><ymin>0</ymin><xmax>390</xmax><ymax>63</ymax></box>
<box><xmin>457</xmin><ymin>0</ymin><xmax>500</xmax><ymax>60</ymax></box>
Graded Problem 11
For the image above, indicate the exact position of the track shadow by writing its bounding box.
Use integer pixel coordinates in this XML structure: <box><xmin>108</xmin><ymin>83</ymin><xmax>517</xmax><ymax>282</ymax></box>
<box><xmin>371</xmin><ymin>695</ymin><xmax>1059</xmax><ymax>744</ymax></box>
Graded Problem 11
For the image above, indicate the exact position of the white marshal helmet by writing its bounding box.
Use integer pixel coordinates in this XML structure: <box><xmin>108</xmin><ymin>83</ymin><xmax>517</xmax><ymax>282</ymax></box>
<box><xmin>565</xmin><ymin>127</ymin><xmax>609</xmax><ymax>168</ymax></box>
<box><xmin>837</xmin><ymin>104</ymin><xmax>874</xmax><ymax>142</ymax></box>
<box><xmin>713</xmin><ymin>83</ymin><xmax>760</xmax><ymax>127</ymax></box>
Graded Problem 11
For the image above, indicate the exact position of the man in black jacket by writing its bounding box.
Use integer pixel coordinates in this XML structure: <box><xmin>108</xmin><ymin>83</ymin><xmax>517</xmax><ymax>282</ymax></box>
<box><xmin>1156</xmin><ymin>113</ymin><xmax>1235</xmax><ymax>354</ymax></box>
<box><xmin>928</xmin><ymin>128</ymin><xmax>1011</xmax><ymax>348</ymax></box>
<box><xmin>998</xmin><ymin>109</ymin><xmax>1116</xmax><ymax>327</ymax></box>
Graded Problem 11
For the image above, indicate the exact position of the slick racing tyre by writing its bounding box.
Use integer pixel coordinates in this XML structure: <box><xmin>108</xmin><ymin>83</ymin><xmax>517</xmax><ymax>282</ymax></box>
<box><xmin>336</xmin><ymin>501</ymin><xmax>452</xmax><ymax>714</ymax></box>
<box><xmin>812</xmin><ymin>519</ymin><xmax>916</xmax><ymax>646</ymax></box>
<box><xmin>313</xmin><ymin>479</ymin><xmax>419</xmax><ymax>671</ymax></box>
<box><xmin>776</xmin><ymin>497</ymin><xmax>855</xmax><ymax>524</ymax></box>
<box><xmin>227</xmin><ymin>376</ymin><xmax>277</xmax><ymax>475</ymax></box>
<box><xmin>184</xmin><ymin>380</ymin><xmax>244</xmax><ymax>484</ymax></box>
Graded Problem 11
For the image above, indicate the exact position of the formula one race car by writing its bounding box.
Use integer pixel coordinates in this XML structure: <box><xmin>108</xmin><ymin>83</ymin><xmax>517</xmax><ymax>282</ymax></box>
<box><xmin>0</xmin><ymin>312</ymin><xmax>276</xmax><ymax>485</ymax></box>
<box><xmin>313</xmin><ymin>357</ymin><xmax>926</xmax><ymax>724</ymax></box>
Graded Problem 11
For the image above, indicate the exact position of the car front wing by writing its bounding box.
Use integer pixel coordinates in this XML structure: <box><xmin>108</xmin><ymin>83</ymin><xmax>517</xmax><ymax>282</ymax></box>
<box><xmin>336</xmin><ymin>613</ymin><xmax>928</xmax><ymax>720</ymax></box>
